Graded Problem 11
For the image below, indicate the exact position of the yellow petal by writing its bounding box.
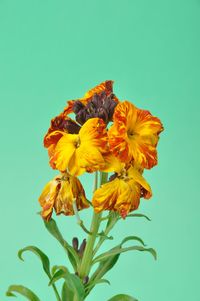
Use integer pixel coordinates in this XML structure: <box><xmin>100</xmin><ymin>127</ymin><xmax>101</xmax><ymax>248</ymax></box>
<box><xmin>128</xmin><ymin>166</ymin><xmax>152</xmax><ymax>199</ymax></box>
<box><xmin>101</xmin><ymin>152</ymin><xmax>125</xmax><ymax>173</ymax></box>
<box><xmin>52</xmin><ymin>134</ymin><xmax>78</xmax><ymax>172</ymax></box>
<box><xmin>108</xmin><ymin>101</ymin><xmax>163</xmax><ymax>169</ymax></box>
<box><xmin>38</xmin><ymin>176</ymin><xmax>61</xmax><ymax>221</ymax></box>
<box><xmin>79</xmin><ymin>118</ymin><xmax>108</xmax><ymax>151</ymax></box>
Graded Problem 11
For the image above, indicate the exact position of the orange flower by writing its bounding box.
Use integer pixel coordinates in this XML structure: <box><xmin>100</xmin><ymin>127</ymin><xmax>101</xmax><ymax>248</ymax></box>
<box><xmin>63</xmin><ymin>80</ymin><xmax>118</xmax><ymax>116</ymax></box>
<box><xmin>108</xmin><ymin>101</ymin><xmax>164</xmax><ymax>169</ymax></box>
<box><xmin>43</xmin><ymin>113</ymin><xmax>81</xmax><ymax>169</ymax></box>
<box><xmin>92</xmin><ymin>164</ymin><xmax>152</xmax><ymax>218</ymax></box>
<box><xmin>50</xmin><ymin>118</ymin><xmax>108</xmax><ymax>176</ymax></box>
<box><xmin>44</xmin><ymin>113</ymin><xmax>81</xmax><ymax>148</ymax></box>
<box><xmin>38</xmin><ymin>173</ymin><xmax>89</xmax><ymax>221</ymax></box>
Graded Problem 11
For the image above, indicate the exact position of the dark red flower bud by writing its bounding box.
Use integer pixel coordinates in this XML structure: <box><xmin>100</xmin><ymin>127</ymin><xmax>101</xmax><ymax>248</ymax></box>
<box><xmin>72</xmin><ymin>237</ymin><xmax>79</xmax><ymax>251</ymax></box>
<box><xmin>78</xmin><ymin>238</ymin><xmax>87</xmax><ymax>257</ymax></box>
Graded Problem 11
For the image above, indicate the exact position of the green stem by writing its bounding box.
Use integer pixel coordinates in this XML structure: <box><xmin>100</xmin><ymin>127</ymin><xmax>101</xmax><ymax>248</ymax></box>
<box><xmin>79</xmin><ymin>212</ymin><xmax>102</xmax><ymax>278</ymax></box>
<box><xmin>93</xmin><ymin>214</ymin><xmax>118</xmax><ymax>256</ymax></box>
<box><xmin>52</xmin><ymin>284</ymin><xmax>61</xmax><ymax>301</ymax></box>
<box><xmin>78</xmin><ymin>172</ymin><xmax>107</xmax><ymax>279</ymax></box>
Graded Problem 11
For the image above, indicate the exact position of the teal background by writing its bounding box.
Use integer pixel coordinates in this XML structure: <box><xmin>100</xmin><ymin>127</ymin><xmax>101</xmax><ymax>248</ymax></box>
<box><xmin>0</xmin><ymin>0</ymin><xmax>199</xmax><ymax>300</ymax></box>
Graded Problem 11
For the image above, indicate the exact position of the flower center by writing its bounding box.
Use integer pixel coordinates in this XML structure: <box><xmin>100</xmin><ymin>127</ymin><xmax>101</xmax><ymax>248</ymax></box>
<box><xmin>127</xmin><ymin>129</ymin><xmax>135</xmax><ymax>139</ymax></box>
<box><xmin>118</xmin><ymin>168</ymin><xmax>129</xmax><ymax>181</ymax></box>
<box><xmin>74</xmin><ymin>136</ymin><xmax>81</xmax><ymax>148</ymax></box>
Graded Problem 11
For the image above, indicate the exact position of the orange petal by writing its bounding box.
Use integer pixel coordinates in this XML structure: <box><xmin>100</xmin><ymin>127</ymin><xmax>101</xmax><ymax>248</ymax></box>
<box><xmin>79</xmin><ymin>118</ymin><xmax>108</xmax><ymax>152</ymax></box>
<box><xmin>63</xmin><ymin>80</ymin><xmax>119</xmax><ymax>117</ymax></box>
<box><xmin>108</xmin><ymin>101</ymin><xmax>163</xmax><ymax>169</ymax></box>
<box><xmin>92</xmin><ymin>178</ymin><xmax>139</xmax><ymax>218</ymax></box>
<box><xmin>38</xmin><ymin>176</ymin><xmax>61</xmax><ymax>221</ymax></box>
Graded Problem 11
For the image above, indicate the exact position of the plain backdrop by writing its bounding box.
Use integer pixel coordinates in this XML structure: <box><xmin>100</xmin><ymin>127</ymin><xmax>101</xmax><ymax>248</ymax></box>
<box><xmin>0</xmin><ymin>0</ymin><xmax>199</xmax><ymax>300</ymax></box>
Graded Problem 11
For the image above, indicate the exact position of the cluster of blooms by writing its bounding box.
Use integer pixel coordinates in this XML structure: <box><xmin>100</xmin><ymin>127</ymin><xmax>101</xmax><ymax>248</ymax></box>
<box><xmin>39</xmin><ymin>81</ymin><xmax>163</xmax><ymax>220</ymax></box>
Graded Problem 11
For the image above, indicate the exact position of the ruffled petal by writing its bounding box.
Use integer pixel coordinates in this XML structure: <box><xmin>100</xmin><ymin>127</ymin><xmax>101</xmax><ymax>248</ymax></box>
<box><xmin>38</xmin><ymin>176</ymin><xmax>61</xmax><ymax>221</ymax></box>
<box><xmin>39</xmin><ymin>173</ymin><xmax>89</xmax><ymax>220</ymax></box>
<box><xmin>63</xmin><ymin>80</ymin><xmax>119</xmax><ymax>117</ymax></box>
<box><xmin>100</xmin><ymin>152</ymin><xmax>125</xmax><ymax>173</ymax></box>
<box><xmin>92</xmin><ymin>164</ymin><xmax>152</xmax><ymax>218</ymax></box>
<box><xmin>51</xmin><ymin>134</ymin><xmax>77</xmax><ymax>172</ymax></box>
<box><xmin>79</xmin><ymin>118</ymin><xmax>108</xmax><ymax>151</ymax></box>
<box><xmin>44</xmin><ymin>115</ymin><xmax>80</xmax><ymax>148</ymax></box>
<box><xmin>108</xmin><ymin>101</ymin><xmax>163</xmax><ymax>169</ymax></box>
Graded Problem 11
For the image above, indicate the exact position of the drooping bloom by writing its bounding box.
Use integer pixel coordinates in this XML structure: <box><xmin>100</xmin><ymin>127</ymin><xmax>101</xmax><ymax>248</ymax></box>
<box><xmin>50</xmin><ymin>118</ymin><xmax>108</xmax><ymax>176</ymax></box>
<box><xmin>38</xmin><ymin>173</ymin><xmax>89</xmax><ymax>221</ymax></box>
<box><xmin>108</xmin><ymin>101</ymin><xmax>164</xmax><ymax>169</ymax></box>
<box><xmin>92</xmin><ymin>163</ymin><xmax>152</xmax><ymax>218</ymax></box>
<box><xmin>63</xmin><ymin>80</ymin><xmax>119</xmax><ymax>118</ymax></box>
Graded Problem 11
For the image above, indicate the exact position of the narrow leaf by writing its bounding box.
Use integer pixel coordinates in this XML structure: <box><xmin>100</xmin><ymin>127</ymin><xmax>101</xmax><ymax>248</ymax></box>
<box><xmin>6</xmin><ymin>285</ymin><xmax>41</xmax><ymax>301</ymax></box>
<box><xmin>18</xmin><ymin>246</ymin><xmax>51</xmax><ymax>277</ymax></box>
<box><xmin>63</xmin><ymin>274</ymin><xmax>85</xmax><ymax>301</ymax></box>
<box><xmin>120</xmin><ymin>236</ymin><xmax>146</xmax><ymax>247</ymax></box>
<box><xmin>87</xmin><ymin>253</ymin><xmax>119</xmax><ymax>296</ymax></box>
<box><xmin>49</xmin><ymin>266</ymin><xmax>85</xmax><ymax>301</ymax></box>
<box><xmin>44</xmin><ymin>218</ymin><xmax>80</xmax><ymax>270</ymax></box>
<box><xmin>125</xmin><ymin>213</ymin><xmax>151</xmax><ymax>221</ymax></box>
<box><xmin>49</xmin><ymin>268</ymin><xmax>67</xmax><ymax>286</ymax></box>
<box><xmin>107</xmin><ymin>294</ymin><xmax>138</xmax><ymax>301</ymax></box>
<box><xmin>61</xmin><ymin>282</ymin><xmax>71</xmax><ymax>301</ymax></box>
<box><xmin>93</xmin><ymin>246</ymin><xmax>157</xmax><ymax>264</ymax></box>
<box><xmin>86</xmin><ymin>278</ymin><xmax>110</xmax><ymax>291</ymax></box>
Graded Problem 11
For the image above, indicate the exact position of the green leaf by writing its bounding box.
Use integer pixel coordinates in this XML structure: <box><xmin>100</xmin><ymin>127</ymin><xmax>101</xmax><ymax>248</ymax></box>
<box><xmin>93</xmin><ymin>246</ymin><xmax>157</xmax><ymax>264</ymax></box>
<box><xmin>62</xmin><ymin>274</ymin><xmax>85</xmax><ymax>301</ymax></box>
<box><xmin>120</xmin><ymin>236</ymin><xmax>146</xmax><ymax>247</ymax></box>
<box><xmin>125</xmin><ymin>213</ymin><xmax>151</xmax><ymax>221</ymax></box>
<box><xmin>49</xmin><ymin>266</ymin><xmax>68</xmax><ymax>286</ymax></box>
<box><xmin>44</xmin><ymin>218</ymin><xmax>80</xmax><ymax>270</ymax></box>
<box><xmin>91</xmin><ymin>253</ymin><xmax>119</xmax><ymax>280</ymax></box>
<box><xmin>61</xmin><ymin>282</ymin><xmax>70</xmax><ymax>301</ymax></box>
<box><xmin>18</xmin><ymin>246</ymin><xmax>51</xmax><ymax>277</ymax></box>
<box><xmin>107</xmin><ymin>294</ymin><xmax>138</xmax><ymax>301</ymax></box>
<box><xmin>86</xmin><ymin>253</ymin><xmax>119</xmax><ymax>296</ymax></box>
<box><xmin>85</xmin><ymin>278</ymin><xmax>110</xmax><ymax>291</ymax></box>
<box><xmin>49</xmin><ymin>267</ymin><xmax>85</xmax><ymax>301</ymax></box>
<box><xmin>6</xmin><ymin>285</ymin><xmax>41</xmax><ymax>301</ymax></box>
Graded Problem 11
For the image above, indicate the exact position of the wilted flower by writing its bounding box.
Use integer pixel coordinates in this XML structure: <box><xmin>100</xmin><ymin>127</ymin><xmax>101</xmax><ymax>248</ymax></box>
<box><xmin>92</xmin><ymin>163</ymin><xmax>152</xmax><ymax>218</ymax></box>
<box><xmin>62</xmin><ymin>80</ymin><xmax>118</xmax><ymax>117</ymax></box>
<box><xmin>108</xmin><ymin>101</ymin><xmax>164</xmax><ymax>169</ymax></box>
<box><xmin>73</xmin><ymin>91</ymin><xmax>117</xmax><ymax>125</ymax></box>
<box><xmin>38</xmin><ymin>173</ymin><xmax>89</xmax><ymax>221</ymax></box>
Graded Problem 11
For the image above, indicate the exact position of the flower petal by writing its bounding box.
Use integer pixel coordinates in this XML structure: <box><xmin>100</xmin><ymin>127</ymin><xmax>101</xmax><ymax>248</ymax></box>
<box><xmin>92</xmin><ymin>178</ymin><xmax>140</xmax><ymax>218</ymax></box>
<box><xmin>108</xmin><ymin>101</ymin><xmax>163</xmax><ymax>169</ymax></box>
<box><xmin>79</xmin><ymin>118</ymin><xmax>108</xmax><ymax>152</ymax></box>
<box><xmin>51</xmin><ymin>134</ymin><xmax>77</xmax><ymax>172</ymax></box>
<box><xmin>38</xmin><ymin>176</ymin><xmax>61</xmax><ymax>221</ymax></box>
<box><xmin>39</xmin><ymin>173</ymin><xmax>89</xmax><ymax>219</ymax></box>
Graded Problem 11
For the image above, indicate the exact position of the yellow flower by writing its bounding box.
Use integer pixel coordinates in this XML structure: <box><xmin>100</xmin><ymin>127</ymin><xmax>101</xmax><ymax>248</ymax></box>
<box><xmin>50</xmin><ymin>118</ymin><xmax>108</xmax><ymax>176</ymax></box>
<box><xmin>38</xmin><ymin>173</ymin><xmax>89</xmax><ymax>221</ymax></box>
<box><xmin>92</xmin><ymin>164</ymin><xmax>152</xmax><ymax>218</ymax></box>
<box><xmin>108</xmin><ymin>101</ymin><xmax>164</xmax><ymax>169</ymax></box>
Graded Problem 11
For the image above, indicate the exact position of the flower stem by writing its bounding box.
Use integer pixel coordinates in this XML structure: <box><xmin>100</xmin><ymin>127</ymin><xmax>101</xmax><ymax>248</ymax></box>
<box><xmin>78</xmin><ymin>172</ymin><xmax>107</xmax><ymax>279</ymax></box>
<box><xmin>93</xmin><ymin>212</ymin><xmax>118</xmax><ymax>256</ymax></box>
<box><xmin>79</xmin><ymin>212</ymin><xmax>102</xmax><ymax>278</ymax></box>
<box><xmin>52</xmin><ymin>284</ymin><xmax>61</xmax><ymax>301</ymax></box>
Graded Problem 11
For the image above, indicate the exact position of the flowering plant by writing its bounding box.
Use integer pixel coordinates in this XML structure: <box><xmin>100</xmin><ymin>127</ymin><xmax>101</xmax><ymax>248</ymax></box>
<box><xmin>7</xmin><ymin>81</ymin><xmax>163</xmax><ymax>301</ymax></box>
